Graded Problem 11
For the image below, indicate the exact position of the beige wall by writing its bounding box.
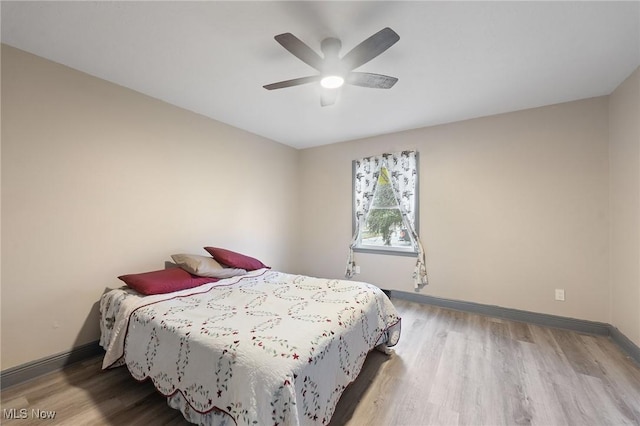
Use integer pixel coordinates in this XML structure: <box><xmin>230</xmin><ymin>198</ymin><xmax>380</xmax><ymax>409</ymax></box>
<box><xmin>2</xmin><ymin>44</ymin><xmax>638</xmax><ymax>371</ymax></box>
<box><xmin>1</xmin><ymin>45</ymin><xmax>299</xmax><ymax>370</ymax></box>
<box><xmin>609</xmin><ymin>67</ymin><xmax>640</xmax><ymax>347</ymax></box>
<box><xmin>298</xmin><ymin>97</ymin><xmax>610</xmax><ymax>323</ymax></box>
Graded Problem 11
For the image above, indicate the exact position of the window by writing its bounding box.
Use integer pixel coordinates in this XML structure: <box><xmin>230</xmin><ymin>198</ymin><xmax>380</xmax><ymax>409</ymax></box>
<box><xmin>356</xmin><ymin>166</ymin><xmax>416</xmax><ymax>254</ymax></box>
<box><xmin>346</xmin><ymin>151</ymin><xmax>428</xmax><ymax>289</ymax></box>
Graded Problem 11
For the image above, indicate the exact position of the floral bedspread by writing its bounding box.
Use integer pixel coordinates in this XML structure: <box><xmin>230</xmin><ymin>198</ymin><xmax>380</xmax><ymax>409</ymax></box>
<box><xmin>100</xmin><ymin>269</ymin><xmax>401</xmax><ymax>425</ymax></box>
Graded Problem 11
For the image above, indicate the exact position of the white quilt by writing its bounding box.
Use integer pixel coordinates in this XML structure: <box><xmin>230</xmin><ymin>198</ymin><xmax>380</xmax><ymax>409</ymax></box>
<box><xmin>100</xmin><ymin>269</ymin><xmax>401</xmax><ymax>425</ymax></box>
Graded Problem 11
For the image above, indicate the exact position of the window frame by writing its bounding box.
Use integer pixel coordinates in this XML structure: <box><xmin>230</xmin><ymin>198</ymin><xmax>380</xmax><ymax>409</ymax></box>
<box><xmin>351</xmin><ymin>156</ymin><xmax>419</xmax><ymax>257</ymax></box>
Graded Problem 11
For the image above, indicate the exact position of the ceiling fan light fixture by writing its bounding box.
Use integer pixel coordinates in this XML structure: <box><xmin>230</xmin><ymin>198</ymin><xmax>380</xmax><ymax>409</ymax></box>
<box><xmin>266</xmin><ymin>28</ymin><xmax>400</xmax><ymax>105</ymax></box>
<box><xmin>320</xmin><ymin>75</ymin><xmax>344</xmax><ymax>89</ymax></box>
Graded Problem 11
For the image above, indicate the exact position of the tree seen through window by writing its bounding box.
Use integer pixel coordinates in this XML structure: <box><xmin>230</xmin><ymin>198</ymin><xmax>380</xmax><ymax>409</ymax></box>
<box><xmin>361</xmin><ymin>167</ymin><xmax>412</xmax><ymax>249</ymax></box>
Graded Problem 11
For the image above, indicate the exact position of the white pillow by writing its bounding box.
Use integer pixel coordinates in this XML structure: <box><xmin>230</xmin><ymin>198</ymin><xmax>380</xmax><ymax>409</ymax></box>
<box><xmin>170</xmin><ymin>254</ymin><xmax>247</xmax><ymax>278</ymax></box>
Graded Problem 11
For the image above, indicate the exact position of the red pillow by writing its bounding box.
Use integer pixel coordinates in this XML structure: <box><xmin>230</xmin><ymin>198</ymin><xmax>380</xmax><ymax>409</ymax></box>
<box><xmin>118</xmin><ymin>268</ymin><xmax>216</xmax><ymax>295</ymax></box>
<box><xmin>203</xmin><ymin>247</ymin><xmax>269</xmax><ymax>271</ymax></box>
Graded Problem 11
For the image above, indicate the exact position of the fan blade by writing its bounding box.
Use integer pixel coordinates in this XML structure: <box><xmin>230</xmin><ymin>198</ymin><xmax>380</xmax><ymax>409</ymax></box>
<box><xmin>321</xmin><ymin>89</ymin><xmax>339</xmax><ymax>107</ymax></box>
<box><xmin>274</xmin><ymin>33</ymin><xmax>324</xmax><ymax>71</ymax></box>
<box><xmin>341</xmin><ymin>27</ymin><xmax>400</xmax><ymax>71</ymax></box>
<box><xmin>263</xmin><ymin>76</ymin><xmax>320</xmax><ymax>90</ymax></box>
<box><xmin>347</xmin><ymin>72</ymin><xmax>398</xmax><ymax>89</ymax></box>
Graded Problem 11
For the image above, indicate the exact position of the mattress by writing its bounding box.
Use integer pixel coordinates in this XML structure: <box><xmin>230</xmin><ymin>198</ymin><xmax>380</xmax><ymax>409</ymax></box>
<box><xmin>100</xmin><ymin>269</ymin><xmax>401</xmax><ymax>425</ymax></box>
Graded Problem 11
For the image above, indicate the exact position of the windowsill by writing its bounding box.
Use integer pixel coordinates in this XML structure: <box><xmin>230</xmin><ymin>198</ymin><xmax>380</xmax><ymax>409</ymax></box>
<box><xmin>353</xmin><ymin>246</ymin><xmax>418</xmax><ymax>257</ymax></box>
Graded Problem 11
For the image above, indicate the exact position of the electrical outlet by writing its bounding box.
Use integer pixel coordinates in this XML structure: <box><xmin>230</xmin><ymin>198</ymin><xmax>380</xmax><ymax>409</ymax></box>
<box><xmin>355</xmin><ymin>265</ymin><xmax>361</xmax><ymax>274</ymax></box>
<box><xmin>555</xmin><ymin>289</ymin><xmax>565</xmax><ymax>301</ymax></box>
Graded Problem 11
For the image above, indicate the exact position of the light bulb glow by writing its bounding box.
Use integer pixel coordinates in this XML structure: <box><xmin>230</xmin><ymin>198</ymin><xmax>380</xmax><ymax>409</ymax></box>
<box><xmin>320</xmin><ymin>75</ymin><xmax>344</xmax><ymax>89</ymax></box>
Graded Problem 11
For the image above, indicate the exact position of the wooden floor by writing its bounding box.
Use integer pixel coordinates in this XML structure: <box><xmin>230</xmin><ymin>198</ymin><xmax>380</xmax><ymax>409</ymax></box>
<box><xmin>2</xmin><ymin>299</ymin><xmax>640</xmax><ymax>425</ymax></box>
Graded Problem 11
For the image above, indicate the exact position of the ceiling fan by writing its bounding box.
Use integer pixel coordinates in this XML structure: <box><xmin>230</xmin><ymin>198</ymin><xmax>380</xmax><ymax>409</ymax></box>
<box><xmin>263</xmin><ymin>27</ymin><xmax>400</xmax><ymax>107</ymax></box>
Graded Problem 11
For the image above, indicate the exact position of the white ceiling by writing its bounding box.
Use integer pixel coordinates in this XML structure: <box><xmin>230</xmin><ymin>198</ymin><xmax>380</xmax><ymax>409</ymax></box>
<box><xmin>2</xmin><ymin>1</ymin><xmax>639</xmax><ymax>149</ymax></box>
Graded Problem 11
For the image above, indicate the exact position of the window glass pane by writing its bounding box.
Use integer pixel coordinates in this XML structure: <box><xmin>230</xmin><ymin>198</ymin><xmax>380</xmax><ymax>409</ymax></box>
<box><xmin>359</xmin><ymin>167</ymin><xmax>415</xmax><ymax>251</ymax></box>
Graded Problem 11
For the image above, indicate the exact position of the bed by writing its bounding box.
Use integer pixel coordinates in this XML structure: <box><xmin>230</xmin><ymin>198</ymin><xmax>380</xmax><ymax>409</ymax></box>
<box><xmin>100</xmin><ymin>268</ymin><xmax>401</xmax><ymax>425</ymax></box>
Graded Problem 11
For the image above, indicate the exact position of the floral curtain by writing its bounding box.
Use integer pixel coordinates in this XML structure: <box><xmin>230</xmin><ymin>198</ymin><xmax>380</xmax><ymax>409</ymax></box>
<box><xmin>346</xmin><ymin>150</ymin><xmax>428</xmax><ymax>289</ymax></box>
<box><xmin>345</xmin><ymin>156</ymin><xmax>381</xmax><ymax>278</ymax></box>
<box><xmin>384</xmin><ymin>151</ymin><xmax>428</xmax><ymax>288</ymax></box>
